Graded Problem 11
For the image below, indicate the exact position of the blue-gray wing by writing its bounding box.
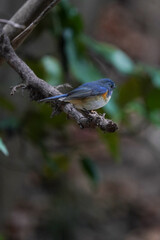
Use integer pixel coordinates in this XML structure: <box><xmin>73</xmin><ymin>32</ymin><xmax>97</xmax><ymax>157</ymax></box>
<box><xmin>65</xmin><ymin>85</ymin><xmax>107</xmax><ymax>100</ymax></box>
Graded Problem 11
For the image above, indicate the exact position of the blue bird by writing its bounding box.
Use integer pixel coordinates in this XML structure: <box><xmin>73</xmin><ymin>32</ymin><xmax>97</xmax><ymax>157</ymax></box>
<box><xmin>40</xmin><ymin>78</ymin><xmax>116</xmax><ymax>111</ymax></box>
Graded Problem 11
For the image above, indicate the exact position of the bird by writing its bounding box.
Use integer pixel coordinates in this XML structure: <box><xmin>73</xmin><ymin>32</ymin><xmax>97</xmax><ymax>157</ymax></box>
<box><xmin>39</xmin><ymin>78</ymin><xmax>116</xmax><ymax>111</ymax></box>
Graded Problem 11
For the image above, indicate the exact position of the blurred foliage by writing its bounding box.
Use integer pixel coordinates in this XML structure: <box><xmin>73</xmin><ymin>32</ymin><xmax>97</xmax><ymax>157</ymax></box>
<box><xmin>64</xmin><ymin>29</ymin><xmax>103</xmax><ymax>83</ymax></box>
<box><xmin>0</xmin><ymin>138</ymin><xmax>9</xmax><ymax>156</ymax></box>
<box><xmin>80</xmin><ymin>156</ymin><xmax>100</xmax><ymax>185</ymax></box>
<box><xmin>0</xmin><ymin>235</ymin><xmax>5</xmax><ymax>240</ymax></box>
<box><xmin>83</xmin><ymin>36</ymin><xmax>135</xmax><ymax>75</ymax></box>
<box><xmin>1</xmin><ymin>0</ymin><xmax>160</xmax><ymax>181</ymax></box>
<box><xmin>40</xmin><ymin>56</ymin><xmax>63</xmax><ymax>85</ymax></box>
<box><xmin>98</xmin><ymin>131</ymin><xmax>120</xmax><ymax>161</ymax></box>
<box><xmin>0</xmin><ymin>96</ymin><xmax>15</xmax><ymax>111</ymax></box>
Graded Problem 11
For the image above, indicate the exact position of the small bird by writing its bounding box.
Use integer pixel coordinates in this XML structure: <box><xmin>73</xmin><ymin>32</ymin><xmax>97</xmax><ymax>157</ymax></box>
<box><xmin>40</xmin><ymin>78</ymin><xmax>116</xmax><ymax>111</ymax></box>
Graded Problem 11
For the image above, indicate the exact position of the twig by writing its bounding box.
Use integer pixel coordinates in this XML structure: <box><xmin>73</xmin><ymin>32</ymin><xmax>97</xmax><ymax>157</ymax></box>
<box><xmin>10</xmin><ymin>83</ymin><xmax>27</xmax><ymax>95</ymax></box>
<box><xmin>11</xmin><ymin>0</ymin><xmax>61</xmax><ymax>49</ymax></box>
<box><xmin>0</xmin><ymin>0</ymin><xmax>61</xmax><ymax>65</ymax></box>
<box><xmin>3</xmin><ymin>0</ymin><xmax>60</xmax><ymax>39</ymax></box>
<box><xmin>0</xmin><ymin>19</ymin><xmax>25</xmax><ymax>29</ymax></box>
<box><xmin>0</xmin><ymin>28</ymin><xmax>118</xmax><ymax>133</ymax></box>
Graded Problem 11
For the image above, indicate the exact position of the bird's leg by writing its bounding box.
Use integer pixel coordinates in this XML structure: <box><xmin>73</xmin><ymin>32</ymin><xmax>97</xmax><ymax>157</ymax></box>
<box><xmin>81</xmin><ymin>109</ymin><xmax>97</xmax><ymax>123</ymax></box>
<box><xmin>90</xmin><ymin>110</ymin><xmax>96</xmax><ymax>114</ymax></box>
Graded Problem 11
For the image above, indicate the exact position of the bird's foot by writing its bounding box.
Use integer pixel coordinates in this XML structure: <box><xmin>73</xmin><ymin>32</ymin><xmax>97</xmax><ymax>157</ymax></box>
<box><xmin>82</xmin><ymin>109</ymin><xmax>96</xmax><ymax>115</ymax></box>
<box><xmin>90</xmin><ymin>110</ymin><xmax>96</xmax><ymax>114</ymax></box>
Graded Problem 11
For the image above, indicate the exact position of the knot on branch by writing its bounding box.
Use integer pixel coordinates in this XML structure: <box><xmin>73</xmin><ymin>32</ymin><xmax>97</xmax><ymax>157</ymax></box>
<box><xmin>77</xmin><ymin>111</ymin><xmax>118</xmax><ymax>132</ymax></box>
<box><xmin>27</xmin><ymin>85</ymin><xmax>44</xmax><ymax>101</ymax></box>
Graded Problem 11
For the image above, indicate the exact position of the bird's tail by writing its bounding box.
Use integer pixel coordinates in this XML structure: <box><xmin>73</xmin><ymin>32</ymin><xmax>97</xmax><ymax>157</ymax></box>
<box><xmin>39</xmin><ymin>93</ymin><xmax>68</xmax><ymax>102</ymax></box>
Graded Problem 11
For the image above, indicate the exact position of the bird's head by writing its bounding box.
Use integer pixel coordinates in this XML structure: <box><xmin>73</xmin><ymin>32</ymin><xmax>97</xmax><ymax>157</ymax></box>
<box><xmin>98</xmin><ymin>78</ymin><xmax>116</xmax><ymax>91</ymax></box>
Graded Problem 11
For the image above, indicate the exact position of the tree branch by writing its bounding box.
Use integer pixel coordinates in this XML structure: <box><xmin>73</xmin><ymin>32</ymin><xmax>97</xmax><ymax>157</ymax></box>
<box><xmin>0</xmin><ymin>19</ymin><xmax>25</xmax><ymax>29</ymax></box>
<box><xmin>0</xmin><ymin>0</ymin><xmax>60</xmax><ymax>64</ymax></box>
<box><xmin>11</xmin><ymin>0</ymin><xmax>61</xmax><ymax>50</ymax></box>
<box><xmin>0</xmin><ymin>28</ymin><xmax>118</xmax><ymax>133</ymax></box>
<box><xmin>3</xmin><ymin>0</ymin><xmax>60</xmax><ymax>40</ymax></box>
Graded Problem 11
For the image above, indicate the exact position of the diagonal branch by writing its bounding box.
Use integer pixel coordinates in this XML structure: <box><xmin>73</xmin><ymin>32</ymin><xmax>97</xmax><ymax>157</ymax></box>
<box><xmin>11</xmin><ymin>0</ymin><xmax>61</xmax><ymax>49</ymax></box>
<box><xmin>0</xmin><ymin>0</ymin><xmax>60</xmax><ymax>64</ymax></box>
<box><xmin>3</xmin><ymin>0</ymin><xmax>60</xmax><ymax>40</ymax></box>
<box><xmin>0</xmin><ymin>19</ymin><xmax>25</xmax><ymax>29</ymax></box>
<box><xmin>0</xmin><ymin>28</ymin><xmax>118</xmax><ymax>133</ymax></box>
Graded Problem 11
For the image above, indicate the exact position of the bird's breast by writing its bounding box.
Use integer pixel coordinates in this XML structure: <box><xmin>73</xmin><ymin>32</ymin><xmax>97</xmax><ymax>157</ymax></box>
<box><xmin>68</xmin><ymin>94</ymin><xmax>111</xmax><ymax>110</ymax></box>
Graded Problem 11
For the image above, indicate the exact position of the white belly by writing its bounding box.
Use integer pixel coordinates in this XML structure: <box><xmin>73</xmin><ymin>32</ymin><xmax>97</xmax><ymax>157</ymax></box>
<box><xmin>68</xmin><ymin>95</ymin><xmax>111</xmax><ymax>110</ymax></box>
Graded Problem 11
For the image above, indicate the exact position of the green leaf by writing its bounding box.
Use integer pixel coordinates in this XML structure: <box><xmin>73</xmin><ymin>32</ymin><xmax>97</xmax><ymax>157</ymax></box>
<box><xmin>83</xmin><ymin>36</ymin><xmax>135</xmax><ymax>74</ymax></box>
<box><xmin>0</xmin><ymin>138</ymin><xmax>9</xmax><ymax>156</ymax></box>
<box><xmin>110</xmin><ymin>50</ymin><xmax>134</xmax><ymax>74</ymax></box>
<box><xmin>64</xmin><ymin>29</ymin><xmax>103</xmax><ymax>83</ymax></box>
<box><xmin>80</xmin><ymin>157</ymin><xmax>100</xmax><ymax>184</ymax></box>
<box><xmin>151</xmin><ymin>71</ymin><xmax>160</xmax><ymax>88</ymax></box>
<box><xmin>40</xmin><ymin>56</ymin><xmax>63</xmax><ymax>85</ymax></box>
<box><xmin>144</xmin><ymin>65</ymin><xmax>160</xmax><ymax>88</ymax></box>
<box><xmin>145</xmin><ymin>88</ymin><xmax>160</xmax><ymax>111</ymax></box>
<box><xmin>149</xmin><ymin>110</ymin><xmax>160</xmax><ymax>126</ymax></box>
<box><xmin>99</xmin><ymin>131</ymin><xmax>120</xmax><ymax>160</ymax></box>
<box><xmin>57</xmin><ymin>0</ymin><xmax>84</xmax><ymax>34</ymax></box>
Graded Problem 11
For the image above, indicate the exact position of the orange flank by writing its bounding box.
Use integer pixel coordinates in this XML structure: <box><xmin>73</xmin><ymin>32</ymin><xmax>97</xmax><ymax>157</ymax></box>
<box><xmin>102</xmin><ymin>90</ymin><xmax>108</xmax><ymax>100</ymax></box>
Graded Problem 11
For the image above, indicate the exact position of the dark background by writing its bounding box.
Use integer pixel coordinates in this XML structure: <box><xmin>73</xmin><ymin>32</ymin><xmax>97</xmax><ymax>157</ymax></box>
<box><xmin>1</xmin><ymin>0</ymin><xmax>160</xmax><ymax>239</ymax></box>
